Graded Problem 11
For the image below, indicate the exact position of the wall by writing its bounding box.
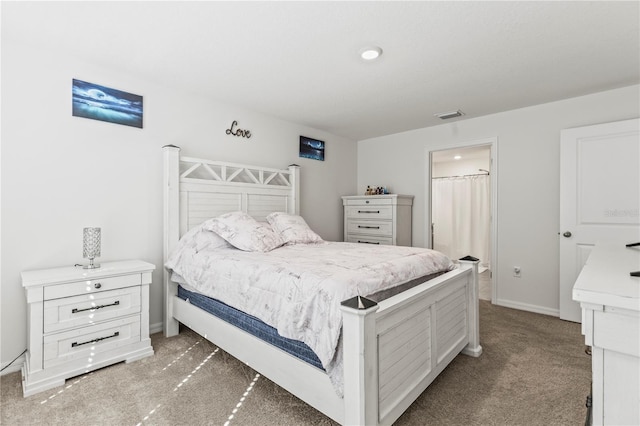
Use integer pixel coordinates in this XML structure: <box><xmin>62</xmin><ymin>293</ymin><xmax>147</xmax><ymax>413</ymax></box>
<box><xmin>358</xmin><ymin>85</ymin><xmax>639</xmax><ymax>315</ymax></box>
<box><xmin>0</xmin><ymin>40</ymin><xmax>357</xmax><ymax>370</ymax></box>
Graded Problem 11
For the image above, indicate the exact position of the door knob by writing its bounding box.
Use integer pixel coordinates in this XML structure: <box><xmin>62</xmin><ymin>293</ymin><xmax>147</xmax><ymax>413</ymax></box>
<box><xmin>563</xmin><ymin>231</ymin><xmax>572</xmax><ymax>238</ymax></box>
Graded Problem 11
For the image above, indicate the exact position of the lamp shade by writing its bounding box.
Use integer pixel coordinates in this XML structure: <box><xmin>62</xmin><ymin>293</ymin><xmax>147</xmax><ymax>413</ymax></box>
<box><xmin>83</xmin><ymin>227</ymin><xmax>101</xmax><ymax>261</ymax></box>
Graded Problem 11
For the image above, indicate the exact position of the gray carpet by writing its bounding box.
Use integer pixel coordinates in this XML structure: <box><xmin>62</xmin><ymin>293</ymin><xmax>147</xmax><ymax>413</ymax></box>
<box><xmin>1</xmin><ymin>301</ymin><xmax>591</xmax><ymax>425</ymax></box>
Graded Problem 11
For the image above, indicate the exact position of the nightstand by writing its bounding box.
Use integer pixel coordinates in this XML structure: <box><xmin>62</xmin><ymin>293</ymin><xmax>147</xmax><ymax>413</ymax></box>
<box><xmin>21</xmin><ymin>260</ymin><xmax>155</xmax><ymax>397</ymax></box>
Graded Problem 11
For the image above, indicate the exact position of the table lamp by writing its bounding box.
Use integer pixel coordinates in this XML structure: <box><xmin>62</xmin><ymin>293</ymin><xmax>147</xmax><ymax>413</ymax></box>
<box><xmin>82</xmin><ymin>227</ymin><xmax>101</xmax><ymax>269</ymax></box>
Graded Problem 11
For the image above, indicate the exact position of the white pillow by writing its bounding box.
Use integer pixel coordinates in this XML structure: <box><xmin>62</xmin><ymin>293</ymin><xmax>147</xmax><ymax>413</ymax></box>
<box><xmin>181</xmin><ymin>224</ymin><xmax>233</xmax><ymax>252</ymax></box>
<box><xmin>266</xmin><ymin>212</ymin><xmax>324</xmax><ymax>245</ymax></box>
<box><xmin>204</xmin><ymin>211</ymin><xmax>284</xmax><ymax>252</ymax></box>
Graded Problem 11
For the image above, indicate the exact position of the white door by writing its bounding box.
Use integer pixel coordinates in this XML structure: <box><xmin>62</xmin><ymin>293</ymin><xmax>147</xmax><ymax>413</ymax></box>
<box><xmin>559</xmin><ymin>118</ymin><xmax>640</xmax><ymax>322</ymax></box>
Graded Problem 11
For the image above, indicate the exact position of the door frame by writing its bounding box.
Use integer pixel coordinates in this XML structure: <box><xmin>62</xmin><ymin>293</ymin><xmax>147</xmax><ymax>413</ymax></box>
<box><xmin>425</xmin><ymin>137</ymin><xmax>499</xmax><ymax>303</ymax></box>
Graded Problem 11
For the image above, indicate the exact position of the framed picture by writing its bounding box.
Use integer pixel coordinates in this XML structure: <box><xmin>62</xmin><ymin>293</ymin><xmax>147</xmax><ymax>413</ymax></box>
<box><xmin>72</xmin><ymin>79</ymin><xmax>143</xmax><ymax>128</ymax></box>
<box><xmin>299</xmin><ymin>136</ymin><xmax>325</xmax><ymax>161</ymax></box>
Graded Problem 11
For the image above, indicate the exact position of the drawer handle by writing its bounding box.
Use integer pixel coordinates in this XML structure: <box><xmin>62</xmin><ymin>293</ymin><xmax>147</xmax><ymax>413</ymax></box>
<box><xmin>358</xmin><ymin>240</ymin><xmax>380</xmax><ymax>245</ymax></box>
<box><xmin>71</xmin><ymin>331</ymin><xmax>120</xmax><ymax>348</ymax></box>
<box><xmin>358</xmin><ymin>210</ymin><xmax>380</xmax><ymax>214</ymax></box>
<box><xmin>72</xmin><ymin>300</ymin><xmax>120</xmax><ymax>314</ymax></box>
<box><xmin>358</xmin><ymin>225</ymin><xmax>380</xmax><ymax>229</ymax></box>
<box><xmin>94</xmin><ymin>283</ymin><xmax>102</xmax><ymax>289</ymax></box>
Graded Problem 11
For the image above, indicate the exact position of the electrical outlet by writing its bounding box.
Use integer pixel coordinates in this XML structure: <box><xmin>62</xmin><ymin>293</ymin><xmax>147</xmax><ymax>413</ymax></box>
<box><xmin>513</xmin><ymin>266</ymin><xmax>521</xmax><ymax>278</ymax></box>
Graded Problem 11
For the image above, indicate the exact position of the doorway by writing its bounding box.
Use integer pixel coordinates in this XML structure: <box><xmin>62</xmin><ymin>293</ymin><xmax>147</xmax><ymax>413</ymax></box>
<box><xmin>428</xmin><ymin>140</ymin><xmax>497</xmax><ymax>302</ymax></box>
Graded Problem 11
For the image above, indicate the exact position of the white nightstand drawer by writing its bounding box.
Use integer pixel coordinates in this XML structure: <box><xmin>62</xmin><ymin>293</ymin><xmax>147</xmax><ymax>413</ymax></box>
<box><xmin>43</xmin><ymin>273</ymin><xmax>142</xmax><ymax>300</ymax></box>
<box><xmin>347</xmin><ymin>220</ymin><xmax>393</xmax><ymax>236</ymax></box>
<box><xmin>345</xmin><ymin>205</ymin><xmax>393</xmax><ymax>220</ymax></box>
<box><xmin>44</xmin><ymin>286</ymin><xmax>141</xmax><ymax>333</ymax></box>
<box><xmin>346</xmin><ymin>235</ymin><xmax>393</xmax><ymax>245</ymax></box>
<box><xmin>43</xmin><ymin>315</ymin><xmax>141</xmax><ymax>369</ymax></box>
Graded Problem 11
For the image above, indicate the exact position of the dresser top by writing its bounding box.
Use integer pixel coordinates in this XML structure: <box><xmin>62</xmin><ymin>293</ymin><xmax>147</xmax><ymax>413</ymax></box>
<box><xmin>342</xmin><ymin>194</ymin><xmax>414</xmax><ymax>205</ymax></box>
<box><xmin>342</xmin><ymin>194</ymin><xmax>413</xmax><ymax>199</ymax></box>
<box><xmin>573</xmin><ymin>244</ymin><xmax>640</xmax><ymax>311</ymax></box>
<box><xmin>22</xmin><ymin>260</ymin><xmax>155</xmax><ymax>288</ymax></box>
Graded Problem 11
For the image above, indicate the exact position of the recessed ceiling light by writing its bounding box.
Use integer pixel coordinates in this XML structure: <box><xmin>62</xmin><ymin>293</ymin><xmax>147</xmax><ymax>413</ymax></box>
<box><xmin>360</xmin><ymin>46</ymin><xmax>382</xmax><ymax>61</ymax></box>
<box><xmin>454</xmin><ymin>155</ymin><xmax>462</xmax><ymax>160</ymax></box>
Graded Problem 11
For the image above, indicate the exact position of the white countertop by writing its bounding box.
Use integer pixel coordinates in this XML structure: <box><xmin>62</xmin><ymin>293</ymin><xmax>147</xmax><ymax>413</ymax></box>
<box><xmin>573</xmin><ymin>243</ymin><xmax>640</xmax><ymax>311</ymax></box>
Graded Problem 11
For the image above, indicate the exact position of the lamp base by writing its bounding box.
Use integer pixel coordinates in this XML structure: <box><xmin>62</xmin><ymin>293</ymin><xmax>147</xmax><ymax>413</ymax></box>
<box><xmin>83</xmin><ymin>263</ymin><xmax>101</xmax><ymax>269</ymax></box>
<box><xmin>83</xmin><ymin>258</ymin><xmax>100</xmax><ymax>269</ymax></box>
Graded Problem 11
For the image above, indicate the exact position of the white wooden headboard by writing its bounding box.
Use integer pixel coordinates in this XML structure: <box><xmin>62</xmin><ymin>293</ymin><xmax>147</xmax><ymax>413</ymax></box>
<box><xmin>162</xmin><ymin>145</ymin><xmax>300</xmax><ymax>334</ymax></box>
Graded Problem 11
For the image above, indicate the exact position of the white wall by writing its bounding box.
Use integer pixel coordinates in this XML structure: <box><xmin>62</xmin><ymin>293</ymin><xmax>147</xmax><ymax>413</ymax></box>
<box><xmin>358</xmin><ymin>85</ymin><xmax>639</xmax><ymax>315</ymax></box>
<box><xmin>432</xmin><ymin>155</ymin><xmax>490</xmax><ymax>178</ymax></box>
<box><xmin>0</xmin><ymin>40</ymin><xmax>357</xmax><ymax>369</ymax></box>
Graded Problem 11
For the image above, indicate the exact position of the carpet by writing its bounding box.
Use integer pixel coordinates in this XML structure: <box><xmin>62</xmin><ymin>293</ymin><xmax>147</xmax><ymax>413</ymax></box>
<box><xmin>1</xmin><ymin>301</ymin><xmax>591</xmax><ymax>425</ymax></box>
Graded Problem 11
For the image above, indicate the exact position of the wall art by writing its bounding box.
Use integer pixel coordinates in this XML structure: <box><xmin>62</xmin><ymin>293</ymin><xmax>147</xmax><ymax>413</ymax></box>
<box><xmin>225</xmin><ymin>120</ymin><xmax>252</xmax><ymax>138</ymax></box>
<box><xmin>72</xmin><ymin>79</ymin><xmax>143</xmax><ymax>128</ymax></box>
<box><xmin>299</xmin><ymin>136</ymin><xmax>325</xmax><ymax>161</ymax></box>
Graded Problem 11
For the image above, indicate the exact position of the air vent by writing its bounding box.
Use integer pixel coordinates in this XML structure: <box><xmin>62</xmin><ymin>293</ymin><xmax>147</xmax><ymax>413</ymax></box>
<box><xmin>434</xmin><ymin>110</ymin><xmax>465</xmax><ymax>120</ymax></box>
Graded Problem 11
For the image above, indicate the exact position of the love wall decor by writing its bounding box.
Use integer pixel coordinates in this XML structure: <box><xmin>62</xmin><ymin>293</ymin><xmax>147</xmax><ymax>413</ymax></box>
<box><xmin>225</xmin><ymin>120</ymin><xmax>252</xmax><ymax>138</ymax></box>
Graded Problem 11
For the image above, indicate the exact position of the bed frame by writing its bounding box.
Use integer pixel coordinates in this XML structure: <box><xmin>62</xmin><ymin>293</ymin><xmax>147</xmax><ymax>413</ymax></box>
<box><xmin>162</xmin><ymin>145</ymin><xmax>482</xmax><ymax>425</ymax></box>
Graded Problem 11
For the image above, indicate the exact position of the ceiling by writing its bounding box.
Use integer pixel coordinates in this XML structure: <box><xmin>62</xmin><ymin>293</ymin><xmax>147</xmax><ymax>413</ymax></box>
<box><xmin>3</xmin><ymin>1</ymin><xmax>639</xmax><ymax>141</ymax></box>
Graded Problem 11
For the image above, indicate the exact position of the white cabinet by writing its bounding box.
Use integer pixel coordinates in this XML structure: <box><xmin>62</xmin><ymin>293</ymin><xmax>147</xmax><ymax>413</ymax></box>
<box><xmin>342</xmin><ymin>194</ymin><xmax>413</xmax><ymax>246</ymax></box>
<box><xmin>573</xmin><ymin>244</ymin><xmax>640</xmax><ymax>425</ymax></box>
<box><xmin>21</xmin><ymin>260</ymin><xmax>155</xmax><ymax>397</ymax></box>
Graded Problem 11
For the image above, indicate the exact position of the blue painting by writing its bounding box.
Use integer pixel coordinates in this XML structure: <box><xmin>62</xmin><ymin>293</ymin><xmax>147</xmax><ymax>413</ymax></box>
<box><xmin>299</xmin><ymin>136</ymin><xmax>325</xmax><ymax>161</ymax></box>
<box><xmin>72</xmin><ymin>79</ymin><xmax>143</xmax><ymax>128</ymax></box>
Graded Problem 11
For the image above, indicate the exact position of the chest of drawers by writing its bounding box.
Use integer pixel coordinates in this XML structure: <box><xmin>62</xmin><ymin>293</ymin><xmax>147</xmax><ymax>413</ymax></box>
<box><xmin>342</xmin><ymin>194</ymin><xmax>414</xmax><ymax>246</ymax></box>
<box><xmin>21</xmin><ymin>260</ymin><xmax>155</xmax><ymax>397</ymax></box>
<box><xmin>573</xmin><ymin>244</ymin><xmax>640</xmax><ymax>425</ymax></box>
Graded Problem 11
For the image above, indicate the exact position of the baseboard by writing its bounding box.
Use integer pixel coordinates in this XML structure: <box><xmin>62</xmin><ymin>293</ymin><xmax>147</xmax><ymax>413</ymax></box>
<box><xmin>1</xmin><ymin>354</ymin><xmax>25</xmax><ymax>376</ymax></box>
<box><xmin>150</xmin><ymin>322</ymin><xmax>164</xmax><ymax>335</ymax></box>
<box><xmin>494</xmin><ymin>298</ymin><xmax>559</xmax><ymax>317</ymax></box>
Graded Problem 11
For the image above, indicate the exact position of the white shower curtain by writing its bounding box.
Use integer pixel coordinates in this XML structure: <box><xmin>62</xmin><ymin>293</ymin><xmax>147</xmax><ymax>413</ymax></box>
<box><xmin>432</xmin><ymin>175</ymin><xmax>490</xmax><ymax>269</ymax></box>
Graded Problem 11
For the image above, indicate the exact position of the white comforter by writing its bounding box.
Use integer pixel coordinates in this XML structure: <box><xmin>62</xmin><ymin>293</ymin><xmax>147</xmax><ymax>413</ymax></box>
<box><xmin>165</xmin><ymin>239</ymin><xmax>454</xmax><ymax>396</ymax></box>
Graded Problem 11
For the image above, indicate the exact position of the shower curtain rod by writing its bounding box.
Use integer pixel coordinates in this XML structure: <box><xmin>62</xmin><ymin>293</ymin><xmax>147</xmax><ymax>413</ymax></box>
<box><xmin>432</xmin><ymin>172</ymin><xmax>490</xmax><ymax>179</ymax></box>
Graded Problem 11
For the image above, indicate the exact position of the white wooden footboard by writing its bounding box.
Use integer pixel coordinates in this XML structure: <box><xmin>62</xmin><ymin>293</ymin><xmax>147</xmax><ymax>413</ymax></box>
<box><xmin>341</xmin><ymin>259</ymin><xmax>481</xmax><ymax>426</ymax></box>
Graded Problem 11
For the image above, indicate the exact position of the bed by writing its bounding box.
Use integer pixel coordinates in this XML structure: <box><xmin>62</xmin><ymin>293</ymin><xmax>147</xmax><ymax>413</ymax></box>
<box><xmin>162</xmin><ymin>145</ymin><xmax>482</xmax><ymax>425</ymax></box>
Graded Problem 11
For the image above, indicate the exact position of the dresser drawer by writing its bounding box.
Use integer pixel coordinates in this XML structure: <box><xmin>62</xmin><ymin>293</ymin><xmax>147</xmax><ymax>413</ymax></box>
<box><xmin>345</xmin><ymin>205</ymin><xmax>393</xmax><ymax>220</ymax></box>
<box><xmin>344</xmin><ymin>197</ymin><xmax>395</xmax><ymax>206</ymax></box>
<box><xmin>43</xmin><ymin>273</ymin><xmax>142</xmax><ymax>300</ymax></box>
<box><xmin>43</xmin><ymin>315</ymin><xmax>141</xmax><ymax>369</ymax></box>
<box><xmin>44</xmin><ymin>286</ymin><xmax>141</xmax><ymax>333</ymax></box>
<box><xmin>346</xmin><ymin>235</ymin><xmax>393</xmax><ymax>245</ymax></box>
<box><xmin>347</xmin><ymin>220</ymin><xmax>393</xmax><ymax>237</ymax></box>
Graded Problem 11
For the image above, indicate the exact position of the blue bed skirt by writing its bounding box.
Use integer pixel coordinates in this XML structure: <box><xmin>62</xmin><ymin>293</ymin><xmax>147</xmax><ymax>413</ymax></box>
<box><xmin>177</xmin><ymin>285</ymin><xmax>324</xmax><ymax>370</ymax></box>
